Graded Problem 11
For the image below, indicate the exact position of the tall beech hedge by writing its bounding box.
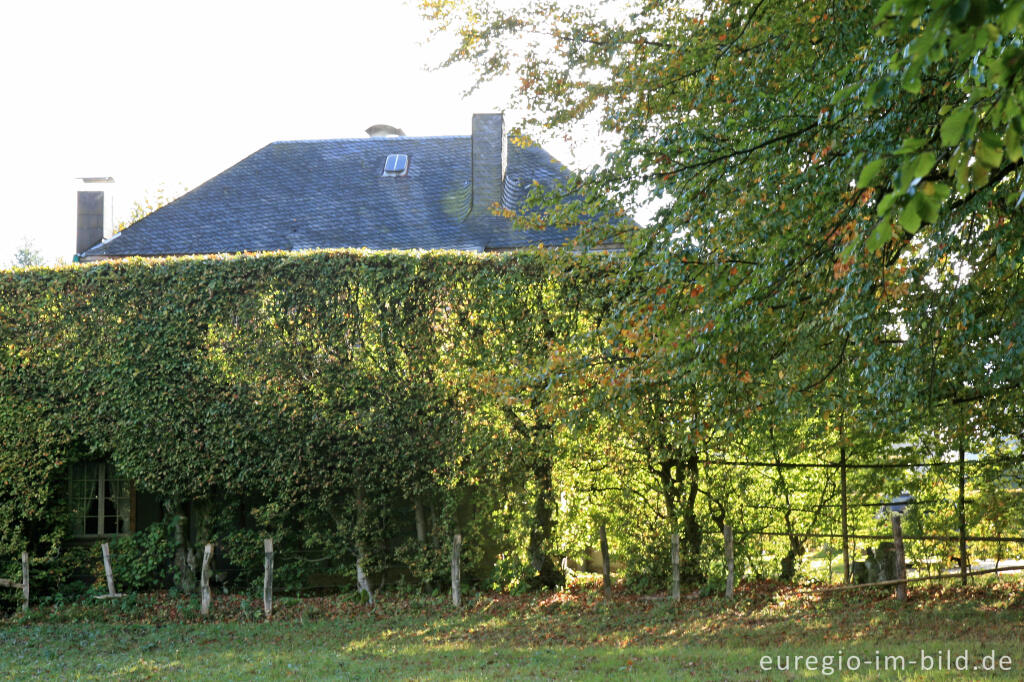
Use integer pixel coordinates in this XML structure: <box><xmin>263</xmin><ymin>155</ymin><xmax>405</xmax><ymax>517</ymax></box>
<box><xmin>0</xmin><ymin>249</ymin><xmax>611</xmax><ymax>590</ymax></box>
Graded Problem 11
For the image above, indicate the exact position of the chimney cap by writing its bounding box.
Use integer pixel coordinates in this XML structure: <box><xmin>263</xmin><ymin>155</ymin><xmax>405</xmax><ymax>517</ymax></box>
<box><xmin>76</xmin><ymin>176</ymin><xmax>115</xmax><ymax>183</ymax></box>
<box><xmin>365</xmin><ymin>124</ymin><xmax>405</xmax><ymax>138</ymax></box>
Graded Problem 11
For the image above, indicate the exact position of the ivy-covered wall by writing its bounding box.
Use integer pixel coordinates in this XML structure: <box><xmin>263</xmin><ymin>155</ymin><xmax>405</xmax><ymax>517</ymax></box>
<box><xmin>0</xmin><ymin>249</ymin><xmax>610</xmax><ymax>594</ymax></box>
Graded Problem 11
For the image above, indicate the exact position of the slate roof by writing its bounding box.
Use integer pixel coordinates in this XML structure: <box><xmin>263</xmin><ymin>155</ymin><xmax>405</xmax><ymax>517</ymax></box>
<box><xmin>81</xmin><ymin>135</ymin><xmax>578</xmax><ymax>259</ymax></box>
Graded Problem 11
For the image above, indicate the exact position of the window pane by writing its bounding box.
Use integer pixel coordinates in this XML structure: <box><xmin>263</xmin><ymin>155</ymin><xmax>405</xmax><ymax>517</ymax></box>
<box><xmin>69</xmin><ymin>461</ymin><xmax>131</xmax><ymax>537</ymax></box>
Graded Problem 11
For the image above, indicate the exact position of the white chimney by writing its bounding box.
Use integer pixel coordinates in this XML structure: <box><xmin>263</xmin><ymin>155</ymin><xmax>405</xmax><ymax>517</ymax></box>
<box><xmin>471</xmin><ymin>113</ymin><xmax>507</xmax><ymax>216</ymax></box>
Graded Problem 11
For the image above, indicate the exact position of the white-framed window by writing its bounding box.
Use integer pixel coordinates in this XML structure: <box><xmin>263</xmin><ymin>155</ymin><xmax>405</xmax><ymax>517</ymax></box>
<box><xmin>68</xmin><ymin>462</ymin><xmax>131</xmax><ymax>537</ymax></box>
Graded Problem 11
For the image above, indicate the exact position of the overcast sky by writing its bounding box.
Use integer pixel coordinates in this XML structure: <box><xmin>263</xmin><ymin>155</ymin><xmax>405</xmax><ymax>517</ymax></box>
<box><xmin>1</xmin><ymin>0</ymin><xmax>592</xmax><ymax>265</ymax></box>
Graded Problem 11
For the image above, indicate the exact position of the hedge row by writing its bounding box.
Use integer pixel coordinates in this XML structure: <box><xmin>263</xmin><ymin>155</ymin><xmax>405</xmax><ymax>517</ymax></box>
<box><xmin>0</xmin><ymin>249</ymin><xmax>612</xmax><ymax>592</ymax></box>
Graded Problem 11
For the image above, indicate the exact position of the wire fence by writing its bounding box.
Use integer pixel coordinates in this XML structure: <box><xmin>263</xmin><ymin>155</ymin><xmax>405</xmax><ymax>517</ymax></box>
<box><xmin>699</xmin><ymin>448</ymin><xmax>1024</xmax><ymax>592</ymax></box>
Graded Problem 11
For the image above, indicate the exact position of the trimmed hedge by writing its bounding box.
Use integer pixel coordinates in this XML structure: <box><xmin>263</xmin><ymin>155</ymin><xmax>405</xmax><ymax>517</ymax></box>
<box><xmin>0</xmin><ymin>249</ymin><xmax>611</xmax><ymax>591</ymax></box>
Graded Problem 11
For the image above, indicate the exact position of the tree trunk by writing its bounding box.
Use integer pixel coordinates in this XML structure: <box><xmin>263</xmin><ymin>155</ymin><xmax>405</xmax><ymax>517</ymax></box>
<box><xmin>599</xmin><ymin>521</ymin><xmax>612</xmax><ymax>597</ymax></box>
<box><xmin>724</xmin><ymin>524</ymin><xmax>735</xmax><ymax>599</ymax></box>
<box><xmin>527</xmin><ymin>459</ymin><xmax>563</xmax><ymax>588</ymax></box>
<box><xmin>680</xmin><ymin>453</ymin><xmax>703</xmax><ymax>584</ymax></box>
<box><xmin>356</xmin><ymin>552</ymin><xmax>374</xmax><ymax>605</ymax></box>
<box><xmin>671</xmin><ymin>531</ymin><xmax>681</xmax><ymax>603</ymax></box>
<box><xmin>193</xmin><ymin>498</ymin><xmax>214</xmax><ymax>547</ymax></box>
<box><xmin>414</xmin><ymin>499</ymin><xmax>427</xmax><ymax>545</ymax></box>
<box><xmin>660</xmin><ymin>455</ymin><xmax>704</xmax><ymax>588</ymax></box>
<box><xmin>779</xmin><ymin>535</ymin><xmax>805</xmax><ymax>582</ymax></box>
<box><xmin>354</xmin><ymin>489</ymin><xmax>375</xmax><ymax>604</ymax></box>
<box><xmin>770</xmin><ymin>433</ymin><xmax>806</xmax><ymax>583</ymax></box>
<box><xmin>165</xmin><ymin>500</ymin><xmax>197</xmax><ymax>594</ymax></box>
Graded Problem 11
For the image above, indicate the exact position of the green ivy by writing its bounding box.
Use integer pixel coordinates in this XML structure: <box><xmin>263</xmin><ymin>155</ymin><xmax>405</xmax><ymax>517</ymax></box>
<box><xmin>0</xmin><ymin>249</ymin><xmax>611</xmax><ymax>593</ymax></box>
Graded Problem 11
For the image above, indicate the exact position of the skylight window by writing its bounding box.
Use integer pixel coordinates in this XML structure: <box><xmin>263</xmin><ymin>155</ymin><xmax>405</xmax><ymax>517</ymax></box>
<box><xmin>382</xmin><ymin>153</ymin><xmax>408</xmax><ymax>176</ymax></box>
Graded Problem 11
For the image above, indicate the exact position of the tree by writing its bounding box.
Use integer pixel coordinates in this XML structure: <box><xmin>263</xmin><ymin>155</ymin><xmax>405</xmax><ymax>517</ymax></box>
<box><xmin>9</xmin><ymin>238</ymin><xmax>44</xmax><ymax>268</ymax></box>
<box><xmin>426</xmin><ymin>0</ymin><xmax>1022</xmax><ymax>437</ymax></box>
<box><xmin>115</xmin><ymin>184</ymin><xmax>188</xmax><ymax>233</ymax></box>
<box><xmin>425</xmin><ymin>0</ymin><xmax>1024</xmax><ymax>583</ymax></box>
<box><xmin>853</xmin><ymin>0</ymin><xmax>1024</xmax><ymax>250</ymax></box>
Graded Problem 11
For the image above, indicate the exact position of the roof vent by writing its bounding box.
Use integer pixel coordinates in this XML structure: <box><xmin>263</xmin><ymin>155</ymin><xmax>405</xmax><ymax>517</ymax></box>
<box><xmin>366</xmin><ymin>124</ymin><xmax>406</xmax><ymax>137</ymax></box>
<box><xmin>383</xmin><ymin>153</ymin><xmax>409</xmax><ymax>177</ymax></box>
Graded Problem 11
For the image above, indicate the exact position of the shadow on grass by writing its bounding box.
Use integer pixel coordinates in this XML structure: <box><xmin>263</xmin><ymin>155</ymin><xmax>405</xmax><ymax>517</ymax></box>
<box><xmin>2</xmin><ymin>581</ymin><xmax>1022</xmax><ymax>679</ymax></box>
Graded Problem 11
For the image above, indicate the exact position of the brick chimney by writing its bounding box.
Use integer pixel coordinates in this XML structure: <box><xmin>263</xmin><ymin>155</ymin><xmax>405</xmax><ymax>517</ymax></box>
<box><xmin>471</xmin><ymin>113</ymin><xmax>507</xmax><ymax>216</ymax></box>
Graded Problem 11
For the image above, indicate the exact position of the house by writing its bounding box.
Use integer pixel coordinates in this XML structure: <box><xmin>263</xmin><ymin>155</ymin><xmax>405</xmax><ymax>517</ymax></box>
<box><xmin>65</xmin><ymin>114</ymin><xmax>587</xmax><ymax>550</ymax></box>
<box><xmin>76</xmin><ymin>113</ymin><xmax>579</xmax><ymax>261</ymax></box>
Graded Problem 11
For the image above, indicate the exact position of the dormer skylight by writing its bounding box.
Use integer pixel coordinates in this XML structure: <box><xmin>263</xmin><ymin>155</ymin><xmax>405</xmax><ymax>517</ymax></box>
<box><xmin>382</xmin><ymin>153</ymin><xmax>408</xmax><ymax>176</ymax></box>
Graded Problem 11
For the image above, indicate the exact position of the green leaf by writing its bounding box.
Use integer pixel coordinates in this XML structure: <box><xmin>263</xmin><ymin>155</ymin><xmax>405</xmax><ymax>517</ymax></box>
<box><xmin>864</xmin><ymin>77</ymin><xmax>892</xmax><ymax>108</ymax></box>
<box><xmin>911</xmin><ymin>151</ymin><xmax>936</xmax><ymax>179</ymax></box>
<box><xmin>917</xmin><ymin>193</ymin><xmax>940</xmax><ymax>224</ymax></box>
<box><xmin>964</xmin><ymin>0</ymin><xmax>987</xmax><ymax>26</ymax></box>
<box><xmin>1007</xmin><ymin>126</ymin><xmax>1022</xmax><ymax>163</ymax></box>
<box><xmin>919</xmin><ymin>181</ymin><xmax>951</xmax><ymax>210</ymax></box>
<box><xmin>975</xmin><ymin>138</ymin><xmax>1003</xmax><ymax>168</ymax></box>
<box><xmin>899</xmin><ymin>202</ymin><xmax>922</xmax><ymax>234</ymax></box>
<box><xmin>874</xmin><ymin>0</ymin><xmax>896</xmax><ymax>23</ymax></box>
<box><xmin>951</xmin><ymin>148</ymin><xmax>971</xmax><ymax>190</ymax></box>
<box><xmin>894</xmin><ymin>137</ymin><xmax>929</xmax><ymax>155</ymax></box>
<box><xmin>866</xmin><ymin>219</ymin><xmax>892</xmax><ymax>251</ymax></box>
<box><xmin>940</xmin><ymin>107</ymin><xmax>972</xmax><ymax>146</ymax></box>
<box><xmin>901</xmin><ymin>71</ymin><xmax>922</xmax><ymax>94</ymax></box>
<box><xmin>876</xmin><ymin>191</ymin><xmax>898</xmax><ymax>217</ymax></box>
<box><xmin>1003</xmin><ymin>3</ymin><xmax>1024</xmax><ymax>31</ymax></box>
<box><xmin>971</xmin><ymin>161</ymin><xmax>991</xmax><ymax>187</ymax></box>
<box><xmin>839</xmin><ymin>241</ymin><xmax>857</xmax><ymax>262</ymax></box>
<box><xmin>857</xmin><ymin>159</ymin><xmax>886</xmax><ymax>188</ymax></box>
<box><xmin>948</xmin><ymin>0</ymin><xmax>971</xmax><ymax>23</ymax></box>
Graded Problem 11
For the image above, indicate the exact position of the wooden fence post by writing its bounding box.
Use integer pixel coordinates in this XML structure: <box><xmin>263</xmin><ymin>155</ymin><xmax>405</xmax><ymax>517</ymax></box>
<box><xmin>840</xmin><ymin>441</ymin><xmax>850</xmax><ymax>584</ymax></box>
<box><xmin>263</xmin><ymin>538</ymin><xmax>274</xmax><ymax>618</ymax></box>
<box><xmin>724</xmin><ymin>525</ymin><xmax>735</xmax><ymax>600</ymax></box>
<box><xmin>599</xmin><ymin>521</ymin><xmax>612</xmax><ymax>598</ymax></box>
<box><xmin>671</xmin><ymin>532</ymin><xmax>681</xmax><ymax>603</ymax></box>
<box><xmin>891</xmin><ymin>514</ymin><xmax>907</xmax><ymax>602</ymax></box>
<box><xmin>21</xmin><ymin>551</ymin><xmax>29</xmax><ymax>613</ymax></box>
<box><xmin>451</xmin><ymin>532</ymin><xmax>462</xmax><ymax>608</ymax></box>
<box><xmin>958</xmin><ymin>444</ymin><xmax>968</xmax><ymax>586</ymax></box>
<box><xmin>200</xmin><ymin>543</ymin><xmax>214</xmax><ymax>616</ymax></box>
<box><xmin>101</xmin><ymin>543</ymin><xmax>119</xmax><ymax>597</ymax></box>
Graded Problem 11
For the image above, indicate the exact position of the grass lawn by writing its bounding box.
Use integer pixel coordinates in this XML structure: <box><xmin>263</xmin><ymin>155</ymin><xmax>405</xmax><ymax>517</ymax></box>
<box><xmin>1</xmin><ymin>579</ymin><xmax>1022</xmax><ymax>680</ymax></box>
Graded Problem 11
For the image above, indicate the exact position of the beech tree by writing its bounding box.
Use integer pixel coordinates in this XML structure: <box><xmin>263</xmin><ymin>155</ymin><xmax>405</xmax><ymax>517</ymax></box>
<box><xmin>425</xmin><ymin>0</ymin><xmax>1023</xmax><ymax>445</ymax></box>
<box><xmin>426</xmin><ymin>0</ymin><xmax>1024</xmax><ymax>584</ymax></box>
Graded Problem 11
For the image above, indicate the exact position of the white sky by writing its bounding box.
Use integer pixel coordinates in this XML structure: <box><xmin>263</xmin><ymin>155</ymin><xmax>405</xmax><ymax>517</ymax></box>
<box><xmin>0</xmin><ymin>0</ymin><xmax>596</xmax><ymax>265</ymax></box>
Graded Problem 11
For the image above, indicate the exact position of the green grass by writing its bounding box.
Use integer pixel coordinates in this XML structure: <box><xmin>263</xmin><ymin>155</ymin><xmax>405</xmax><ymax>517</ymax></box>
<box><xmin>2</xmin><ymin>579</ymin><xmax>1023</xmax><ymax>680</ymax></box>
